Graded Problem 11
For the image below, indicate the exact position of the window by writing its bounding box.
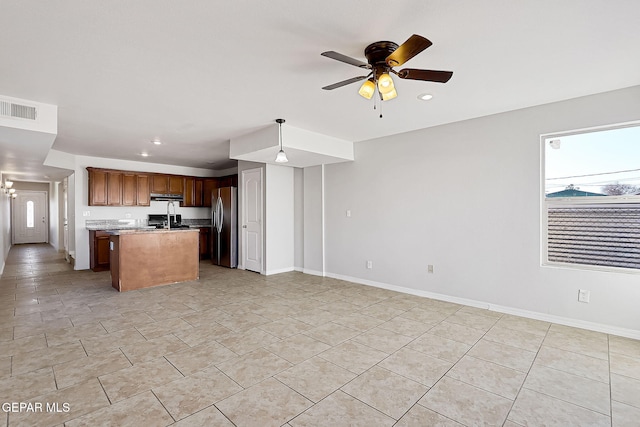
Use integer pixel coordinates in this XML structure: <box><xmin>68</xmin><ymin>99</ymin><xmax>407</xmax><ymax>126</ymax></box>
<box><xmin>26</xmin><ymin>200</ymin><xmax>34</xmax><ymax>228</ymax></box>
<box><xmin>542</xmin><ymin>123</ymin><xmax>640</xmax><ymax>272</ymax></box>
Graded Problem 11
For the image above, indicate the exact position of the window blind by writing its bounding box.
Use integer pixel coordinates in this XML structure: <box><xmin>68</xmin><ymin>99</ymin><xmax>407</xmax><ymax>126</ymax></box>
<box><xmin>547</xmin><ymin>204</ymin><xmax>640</xmax><ymax>269</ymax></box>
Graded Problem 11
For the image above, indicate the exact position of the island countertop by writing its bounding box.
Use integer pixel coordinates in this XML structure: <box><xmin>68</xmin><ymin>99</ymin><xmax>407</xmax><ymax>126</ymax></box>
<box><xmin>107</xmin><ymin>228</ymin><xmax>199</xmax><ymax>235</ymax></box>
<box><xmin>109</xmin><ymin>228</ymin><xmax>199</xmax><ymax>292</ymax></box>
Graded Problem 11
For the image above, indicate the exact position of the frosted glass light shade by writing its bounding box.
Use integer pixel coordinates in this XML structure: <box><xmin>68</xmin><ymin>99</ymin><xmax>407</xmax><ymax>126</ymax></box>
<box><xmin>275</xmin><ymin>149</ymin><xmax>289</xmax><ymax>163</ymax></box>
<box><xmin>358</xmin><ymin>79</ymin><xmax>375</xmax><ymax>99</ymax></box>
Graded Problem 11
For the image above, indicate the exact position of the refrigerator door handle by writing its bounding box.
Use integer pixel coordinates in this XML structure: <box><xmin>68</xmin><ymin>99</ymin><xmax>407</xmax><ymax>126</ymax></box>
<box><xmin>215</xmin><ymin>197</ymin><xmax>222</xmax><ymax>233</ymax></box>
<box><xmin>219</xmin><ymin>198</ymin><xmax>224</xmax><ymax>232</ymax></box>
<box><xmin>211</xmin><ymin>203</ymin><xmax>218</xmax><ymax>229</ymax></box>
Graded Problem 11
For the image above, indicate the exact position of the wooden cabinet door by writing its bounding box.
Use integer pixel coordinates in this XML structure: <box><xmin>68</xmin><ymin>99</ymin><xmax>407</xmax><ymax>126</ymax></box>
<box><xmin>199</xmin><ymin>227</ymin><xmax>210</xmax><ymax>259</ymax></box>
<box><xmin>151</xmin><ymin>175</ymin><xmax>169</xmax><ymax>193</ymax></box>
<box><xmin>194</xmin><ymin>179</ymin><xmax>204</xmax><ymax>207</ymax></box>
<box><xmin>107</xmin><ymin>171</ymin><xmax>123</xmax><ymax>206</ymax></box>
<box><xmin>137</xmin><ymin>175</ymin><xmax>150</xmax><ymax>206</ymax></box>
<box><xmin>203</xmin><ymin>178</ymin><xmax>218</xmax><ymax>207</ymax></box>
<box><xmin>90</xmin><ymin>230</ymin><xmax>111</xmax><ymax>272</ymax></box>
<box><xmin>122</xmin><ymin>173</ymin><xmax>137</xmax><ymax>206</ymax></box>
<box><xmin>88</xmin><ymin>169</ymin><xmax>108</xmax><ymax>206</ymax></box>
<box><xmin>169</xmin><ymin>175</ymin><xmax>184</xmax><ymax>194</ymax></box>
<box><xmin>183</xmin><ymin>177</ymin><xmax>195</xmax><ymax>207</ymax></box>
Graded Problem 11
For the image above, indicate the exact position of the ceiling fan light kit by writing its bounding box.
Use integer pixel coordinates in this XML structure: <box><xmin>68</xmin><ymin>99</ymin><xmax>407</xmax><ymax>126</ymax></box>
<box><xmin>321</xmin><ymin>34</ymin><xmax>452</xmax><ymax>112</ymax></box>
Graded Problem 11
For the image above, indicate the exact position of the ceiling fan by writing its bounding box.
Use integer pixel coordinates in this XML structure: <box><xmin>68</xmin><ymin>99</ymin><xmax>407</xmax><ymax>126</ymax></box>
<box><xmin>321</xmin><ymin>34</ymin><xmax>453</xmax><ymax>101</ymax></box>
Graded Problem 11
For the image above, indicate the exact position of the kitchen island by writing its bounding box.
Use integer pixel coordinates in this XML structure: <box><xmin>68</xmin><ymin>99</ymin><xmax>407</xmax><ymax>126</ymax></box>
<box><xmin>109</xmin><ymin>228</ymin><xmax>199</xmax><ymax>292</ymax></box>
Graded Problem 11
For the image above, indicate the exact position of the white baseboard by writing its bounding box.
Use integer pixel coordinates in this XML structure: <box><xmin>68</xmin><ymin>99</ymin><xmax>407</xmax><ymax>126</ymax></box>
<box><xmin>302</xmin><ymin>268</ymin><xmax>324</xmax><ymax>277</ymax></box>
<box><xmin>264</xmin><ymin>267</ymin><xmax>296</xmax><ymax>276</ymax></box>
<box><xmin>324</xmin><ymin>272</ymin><xmax>640</xmax><ymax>340</ymax></box>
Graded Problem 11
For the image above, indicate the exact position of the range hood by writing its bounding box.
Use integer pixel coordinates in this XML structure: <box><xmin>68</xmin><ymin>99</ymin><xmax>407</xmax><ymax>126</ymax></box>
<box><xmin>150</xmin><ymin>193</ymin><xmax>184</xmax><ymax>201</ymax></box>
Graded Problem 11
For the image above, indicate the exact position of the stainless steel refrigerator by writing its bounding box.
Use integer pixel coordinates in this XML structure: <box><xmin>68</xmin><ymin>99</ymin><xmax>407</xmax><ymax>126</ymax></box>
<box><xmin>211</xmin><ymin>186</ymin><xmax>238</xmax><ymax>268</ymax></box>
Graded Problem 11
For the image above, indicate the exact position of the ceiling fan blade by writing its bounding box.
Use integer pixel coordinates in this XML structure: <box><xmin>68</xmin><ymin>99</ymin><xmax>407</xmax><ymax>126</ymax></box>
<box><xmin>397</xmin><ymin>68</ymin><xmax>453</xmax><ymax>83</ymax></box>
<box><xmin>385</xmin><ymin>34</ymin><xmax>433</xmax><ymax>67</ymax></box>
<box><xmin>322</xmin><ymin>75</ymin><xmax>368</xmax><ymax>90</ymax></box>
<box><xmin>321</xmin><ymin>51</ymin><xmax>370</xmax><ymax>69</ymax></box>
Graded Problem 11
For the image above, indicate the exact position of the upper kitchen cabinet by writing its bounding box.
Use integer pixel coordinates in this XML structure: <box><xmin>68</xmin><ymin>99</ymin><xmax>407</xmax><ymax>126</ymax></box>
<box><xmin>88</xmin><ymin>168</ymin><xmax>150</xmax><ymax>206</ymax></box>
<box><xmin>151</xmin><ymin>175</ymin><xmax>169</xmax><ymax>193</ymax></box>
<box><xmin>122</xmin><ymin>173</ymin><xmax>136</xmax><ymax>206</ymax></box>
<box><xmin>87</xmin><ymin>168</ymin><xmax>123</xmax><ymax>206</ymax></box>
<box><xmin>107</xmin><ymin>171</ymin><xmax>123</xmax><ymax>206</ymax></box>
<box><xmin>122</xmin><ymin>173</ymin><xmax>151</xmax><ymax>206</ymax></box>
<box><xmin>169</xmin><ymin>175</ymin><xmax>184</xmax><ymax>194</ymax></box>
<box><xmin>88</xmin><ymin>168</ymin><xmax>108</xmax><ymax>206</ymax></box>
<box><xmin>137</xmin><ymin>175</ymin><xmax>151</xmax><ymax>206</ymax></box>
<box><xmin>203</xmin><ymin>178</ymin><xmax>218</xmax><ymax>207</ymax></box>
<box><xmin>151</xmin><ymin>174</ymin><xmax>184</xmax><ymax>194</ymax></box>
<box><xmin>183</xmin><ymin>177</ymin><xmax>204</xmax><ymax>207</ymax></box>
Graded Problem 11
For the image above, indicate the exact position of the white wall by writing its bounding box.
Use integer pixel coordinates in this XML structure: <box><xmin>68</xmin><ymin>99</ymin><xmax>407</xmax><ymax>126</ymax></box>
<box><xmin>323</xmin><ymin>85</ymin><xmax>640</xmax><ymax>338</ymax></box>
<box><xmin>303</xmin><ymin>165</ymin><xmax>324</xmax><ymax>276</ymax></box>
<box><xmin>294</xmin><ymin>167</ymin><xmax>304</xmax><ymax>270</ymax></box>
<box><xmin>264</xmin><ymin>164</ymin><xmax>294</xmax><ymax>275</ymax></box>
<box><xmin>49</xmin><ymin>182</ymin><xmax>59</xmax><ymax>250</ymax></box>
<box><xmin>0</xmin><ymin>179</ymin><xmax>10</xmax><ymax>274</ymax></box>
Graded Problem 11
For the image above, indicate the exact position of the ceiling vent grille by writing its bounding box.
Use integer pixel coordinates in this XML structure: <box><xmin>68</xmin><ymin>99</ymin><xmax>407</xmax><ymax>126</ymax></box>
<box><xmin>0</xmin><ymin>99</ymin><xmax>37</xmax><ymax>120</ymax></box>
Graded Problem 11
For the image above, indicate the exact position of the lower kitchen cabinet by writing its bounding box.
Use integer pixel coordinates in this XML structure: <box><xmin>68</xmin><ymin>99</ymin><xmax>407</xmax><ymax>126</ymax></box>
<box><xmin>89</xmin><ymin>230</ymin><xmax>111</xmax><ymax>272</ymax></box>
<box><xmin>199</xmin><ymin>227</ymin><xmax>210</xmax><ymax>260</ymax></box>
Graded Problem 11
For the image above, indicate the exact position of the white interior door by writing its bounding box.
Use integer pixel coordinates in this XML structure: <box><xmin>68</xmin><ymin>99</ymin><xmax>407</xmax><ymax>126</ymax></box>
<box><xmin>242</xmin><ymin>168</ymin><xmax>263</xmax><ymax>273</ymax></box>
<box><xmin>13</xmin><ymin>191</ymin><xmax>48</xmax><ymax>244</ymax></box>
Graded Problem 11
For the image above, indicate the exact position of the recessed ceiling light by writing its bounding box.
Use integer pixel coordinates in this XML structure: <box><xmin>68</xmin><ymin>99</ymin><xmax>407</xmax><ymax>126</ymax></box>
<box><xmin>140</xmin><ymin>152</ymin><xmax>150</xmax><ymax>157</ymax></box>
<box><xmin>418</xmin><ymin>93</ymin><xmax>433</xmax><ymax>101</ymax></box>
<box><xmin>151</xmin><ymin>139</ymin><xmax>162</xmax><ymax>145</ymax></box>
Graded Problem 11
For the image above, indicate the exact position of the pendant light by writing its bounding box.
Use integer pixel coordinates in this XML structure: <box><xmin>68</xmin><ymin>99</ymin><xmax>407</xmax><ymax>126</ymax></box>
<box><xmin>275</xmin><ymin>118</ymin><xmax>288</xmax><ymax>163</ymax></box>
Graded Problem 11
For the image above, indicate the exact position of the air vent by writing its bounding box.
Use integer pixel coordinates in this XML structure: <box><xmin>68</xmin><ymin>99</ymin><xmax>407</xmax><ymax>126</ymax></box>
<box><xmin>0</xmin><ymin>99</ymin><xmax>37</xmax><ymax>120</ymax></box>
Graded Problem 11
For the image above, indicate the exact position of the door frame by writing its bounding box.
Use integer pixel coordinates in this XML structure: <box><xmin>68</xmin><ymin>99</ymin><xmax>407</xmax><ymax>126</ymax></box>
<box><xmin>12</xmin><ymin>190</ymin><xmax>49</xmax><ymax>244</ymax></box>
<box><xmin>240</xmin><ymin>167</ymin><xmax>264</xmax><ymax>273</ymax></box>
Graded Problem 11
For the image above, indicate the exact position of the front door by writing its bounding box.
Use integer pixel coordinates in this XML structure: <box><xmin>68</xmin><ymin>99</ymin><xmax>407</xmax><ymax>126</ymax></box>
<box><xmin>242</xmin><ymin>168</ymin><xmax>263</xmax><ymax>273</ymax></box>
<box><xmin>13</xmin><ymin>191</ymin><xmax>48</xmax><ymax>244</ymax></box>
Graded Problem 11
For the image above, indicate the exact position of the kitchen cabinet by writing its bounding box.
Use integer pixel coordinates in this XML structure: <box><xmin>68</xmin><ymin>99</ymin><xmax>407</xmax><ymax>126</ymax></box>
<box><xmin>107</xmin><ymin>171</ymin><xmax>123</xmax><ymax>206</ymax></box>
<box><xmin>183</xmin><ymin>177</ymin><xmax>204</xmax><ymax>207</ymax></box>
<box><xmin>151</xmin><ymin>175</ymin><xmax>169</xmax><ymax>193</ymax></box>
<box><xmin>151</xmin><ymin>174</ymin><xmax>184</xmax><ymax>194</ymax></box>
<box><xmin>137</xmin><ymin>174</ymin><xmax>151</xmax><ymax>206</ymax></box>
<box><xmin>203</xmin><ymin>178</ymin><xmax>218</xmax><ymax>207</ymax></box>
<box><xmin>88</xmin><ymin>167</ymin><xmax>233</xmax><ymax>208</ymax></box>
<box><xmin>122</xmin><ymin>173</ymin><xmax>150</xmax><ymax>206</ymax></box>
<box><xmin>90</xmin><ymin>230</ymin><xmax>111</xmax><ymax>271</ymax></box>
<box><xmin>88</xmin><ymin>168</ymin><xmax>108</xmax><ymax>206</ymax></box>
<box><xmin>122</xmin><ymin>173</ymin><xmax>137</xmax><ymax>206</ymax></box>
<box><xmin>199</xmin><ymin>227</ymin><xmax>210</xmax><ymax>259</ymax></box>
<box><xmin>169</xmin><ymin>175</ymin><xmax>183</xmax><ymax>194</ymax></box>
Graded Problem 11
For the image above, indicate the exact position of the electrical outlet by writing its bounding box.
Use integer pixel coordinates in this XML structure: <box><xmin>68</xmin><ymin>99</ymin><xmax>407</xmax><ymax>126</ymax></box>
<box><xmin>82</xmin><ymin>211</ymin><xmax>90</xmax><ymax>217</ymax></box>
<box><xmin>125</xmin><ymin>213</ymin><xmax>132</xmax><ymax>219</ymax></box>
<box><xmin>346</xmin><ymin>210</ymin><xmax>351</xmax><ymax>217</ymax></box>
<box><xmin>366</xmin><ymin>260</ymin><xmax>373</xmax><ymax>269</ymax></box>
<box><xmin>427</xmin><ymin>265</ymin><xmax>434</xmax><ymax>274</ymax></box>
<box><xmin>578</xmin><ymin>289</ymin><xmax>590</xmax><ymax>303</ymax></box>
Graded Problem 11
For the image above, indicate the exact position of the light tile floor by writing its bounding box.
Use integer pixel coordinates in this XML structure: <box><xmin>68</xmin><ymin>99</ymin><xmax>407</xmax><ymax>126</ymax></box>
<box><xmin>1</xmin><ymin>244</ymin><xmax>639</xmax><ymax>426</ymax></box>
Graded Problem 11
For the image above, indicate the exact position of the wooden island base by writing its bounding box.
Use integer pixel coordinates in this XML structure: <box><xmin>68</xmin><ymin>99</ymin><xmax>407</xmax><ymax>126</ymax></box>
<box><xmin>109</xmin><ymin>229</ymin><xmax>199</xmax><ymax>292</ymax></box>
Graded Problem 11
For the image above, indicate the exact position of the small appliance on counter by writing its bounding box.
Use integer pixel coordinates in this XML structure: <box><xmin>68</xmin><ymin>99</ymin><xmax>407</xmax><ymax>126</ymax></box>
<box><xmin>148</xmin><ymin>214</ymin><xmax>190</xmax><ymax>229</ymax></box>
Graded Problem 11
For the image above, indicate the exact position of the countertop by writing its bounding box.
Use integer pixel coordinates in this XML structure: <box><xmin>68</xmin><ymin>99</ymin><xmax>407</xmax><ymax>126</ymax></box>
<box><xmin>107</xmin><ymin>228</ymin><xmax>200</xmax><ymax>235</ymax></box>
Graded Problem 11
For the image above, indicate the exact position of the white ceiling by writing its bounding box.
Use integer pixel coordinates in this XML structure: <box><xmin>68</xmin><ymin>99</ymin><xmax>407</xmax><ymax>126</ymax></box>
<box><xmin>1</xmin><ymin>0</ymin><xmax>639</xmax><ymax>182</ymax></box>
